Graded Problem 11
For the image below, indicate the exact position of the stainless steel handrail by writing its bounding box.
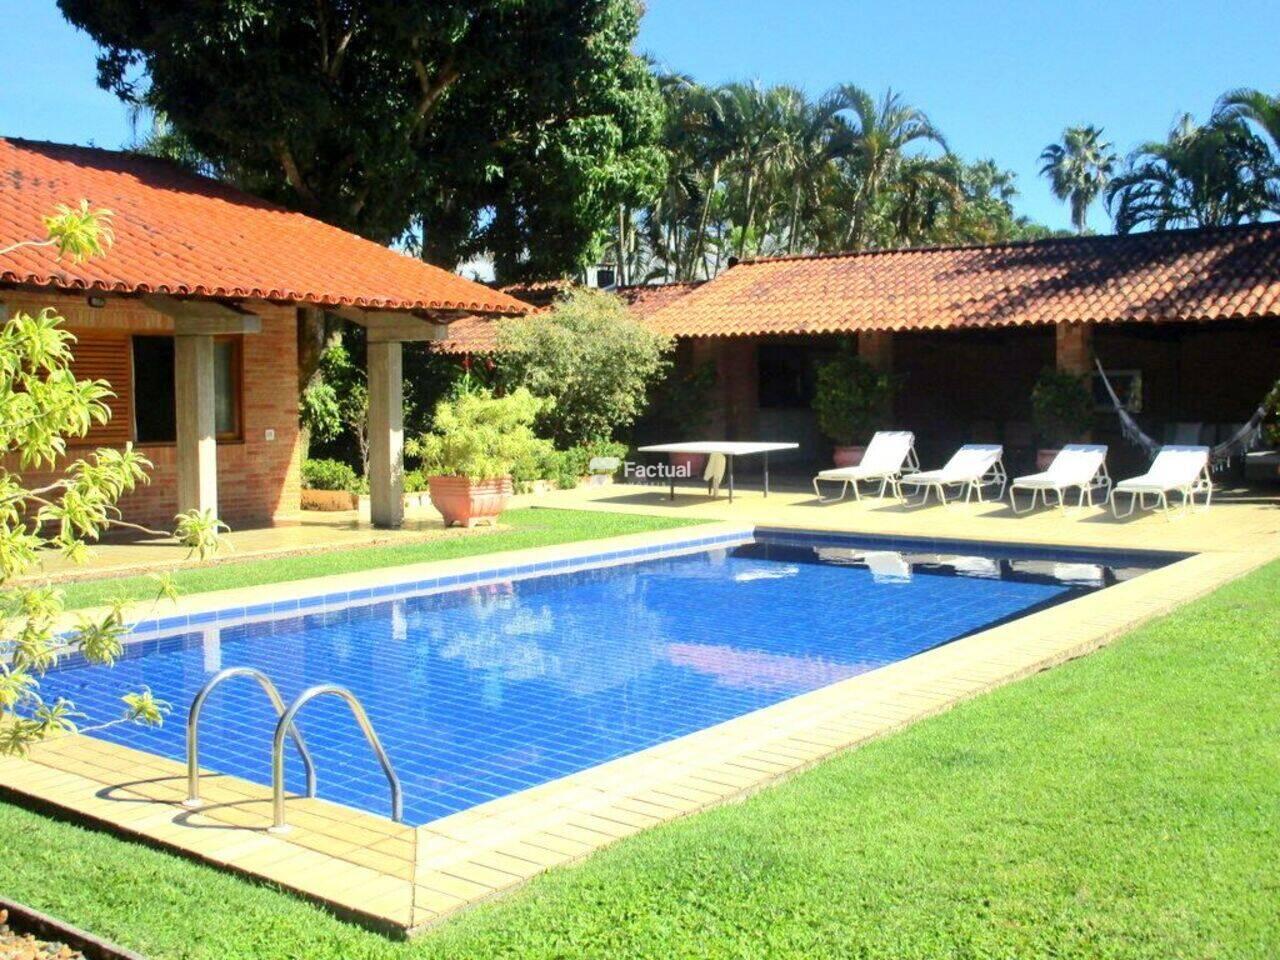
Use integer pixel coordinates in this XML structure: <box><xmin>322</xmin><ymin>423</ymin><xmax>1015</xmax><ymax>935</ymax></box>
<box><xmin>268</xmin><ymin>684</ymin><xmax>403</xmax><ymax>832</ymax></box>
<box><xmin>184</xmin><ymin>667</ymin><xmax>316</xmax><ymax>808</ymax></box>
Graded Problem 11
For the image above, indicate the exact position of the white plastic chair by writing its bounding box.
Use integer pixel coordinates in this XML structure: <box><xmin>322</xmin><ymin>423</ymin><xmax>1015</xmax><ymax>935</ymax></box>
<box><xmin>897</xmin><ymin>444</ymin><xmax>1006</xmax><ymax>506</ymax></box>
<box><xmin>1008</xmin><ymin>444</ymin><xmax>1111</xmax><ymax>514</ymax></box>
<box><xmin>1109</xmin><ymin>445</ymin><xmax>1212</xmax><ymax>518</ymax></box>
<box><xmin>812</xmin><ymin>431</ymin><xmax>920</xmax><ymax>502</ymax></box>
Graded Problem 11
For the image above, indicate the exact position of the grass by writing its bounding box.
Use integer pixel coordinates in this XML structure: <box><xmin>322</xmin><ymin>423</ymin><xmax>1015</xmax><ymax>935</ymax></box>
<box><xmin>58</xmin><ymin>508</ymin><xmax>704</xmax><ymax>609</ymax></box>
<box><xmin>2</xmin><ymin>560</ymin><xmax>1277</xmax><ymax>958</ymax></box>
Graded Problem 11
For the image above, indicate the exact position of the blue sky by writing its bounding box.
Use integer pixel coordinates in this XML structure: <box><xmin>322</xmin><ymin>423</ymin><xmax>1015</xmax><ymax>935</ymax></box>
<box><xmin>2</xmin><ymin>0</ymin><xmax>1276</xmax><ymax>232</ymax></box>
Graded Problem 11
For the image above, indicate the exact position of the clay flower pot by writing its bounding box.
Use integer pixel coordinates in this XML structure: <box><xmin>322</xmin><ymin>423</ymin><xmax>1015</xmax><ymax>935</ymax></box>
<box><xmin>1035</xmin><ymin>448</ymin><xmax>1061</xmax><ymax>472</ymax></box>
<box><xmin>832</xmin><ymin>445</ymin><xmax>867</xmax><ymax>468</ymax></box>
<box><xmin>428</xmin><ymin>475</ymin><xmax>513</xmax><ymax>527</ymax></box>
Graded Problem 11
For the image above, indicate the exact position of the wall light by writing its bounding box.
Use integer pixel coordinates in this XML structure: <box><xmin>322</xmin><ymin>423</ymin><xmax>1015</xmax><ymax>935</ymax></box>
<box><xmin>87</xmin><ymin>295</ymin><xmax>107</xmax><ymax>309</ymax></box>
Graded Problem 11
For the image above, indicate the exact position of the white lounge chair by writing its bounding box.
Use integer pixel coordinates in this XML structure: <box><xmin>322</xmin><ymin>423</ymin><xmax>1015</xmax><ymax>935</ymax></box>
<box><xmin>1109</xmin><ymin>445</ymin><xmax>1212</xmax><ymax>518</ymax></box>
<box><xmin>1008</xmin><ymin>444</ymin><xmax>1111</xmax><ymax>513</ymax></box>
<box><xmin>897</xmin><ymin>444</ymin><xmax>1006</xmax><ymax>506</ymax></box>
<box><xmin>812</xmin><ymin>431</ymin><xmax>919</xmax><ymax>502</ymax></box>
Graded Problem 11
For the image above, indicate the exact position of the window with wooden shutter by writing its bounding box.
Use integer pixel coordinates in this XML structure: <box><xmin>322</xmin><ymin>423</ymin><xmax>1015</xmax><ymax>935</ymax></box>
<box><xmin>68</xmin><ymin>334</ymin><xmax>134</xmax><ymax>447</ymax></box>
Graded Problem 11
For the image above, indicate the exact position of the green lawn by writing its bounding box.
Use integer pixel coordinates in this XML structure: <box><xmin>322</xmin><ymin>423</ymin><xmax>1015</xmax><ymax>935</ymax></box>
<box><xmin>3</xmin><ymin>560</ymin><xmax>1277</xmax><ymax>959</ymax></box>
<box><xmin>58</xmin><ymin>508</ymin><xmax>703</xmax><ymax>609</ymax></box>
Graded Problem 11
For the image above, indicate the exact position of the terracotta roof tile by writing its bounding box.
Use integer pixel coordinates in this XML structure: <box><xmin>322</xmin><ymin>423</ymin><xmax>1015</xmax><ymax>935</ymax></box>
<box><xmin>0</xmin><ymin>138</ymin><xmax>529</xmax><ymax>315</ymax></box>
<box><xmin>643</xmin><ymin>226</ymin><xmax>1280</xmax><ymax>338</ymax></box>
<box><xmin>433</xmin><ymin>281</ymin><xmax>705</xmax><ymax>353</ymax></box>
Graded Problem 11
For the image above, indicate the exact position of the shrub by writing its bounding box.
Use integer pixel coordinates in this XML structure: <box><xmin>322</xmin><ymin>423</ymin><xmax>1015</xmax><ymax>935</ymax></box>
<box><xmin>812</xmin><ymin>352</ymin><xmax>897</xmax><ymax>445</ymax></box>
<box><xmin>1031</xmin><ymin>368</ymin><xmax>1095</xmax><ymax>446</ymax></box>
<box><xmin>634</xmin><ymin>359</ymin><xmax>717</xmax><ymax>444</ymax></box>
<box><xmin>408</xmin><ymin>388</ymin><xmax>552</xmax><ymax>481</ymax></box>
<box><xmin>496</xmin><ymin>288</ymin><xmax>671</xmax><ymax>447</ymax></box>
<box><xmin>300</xmin><ymin>458</ymin><xmax>360</xmax><ymax>492</ymax></box>
<box><xmin>1</xmin><ymin>204</ymin><xmax>225</xmax><ymax>755</ymax></box>
<box><xmin>402</xmin><ymin>468</ymin><xmax>430</xmax><ymax>494</ymax></box>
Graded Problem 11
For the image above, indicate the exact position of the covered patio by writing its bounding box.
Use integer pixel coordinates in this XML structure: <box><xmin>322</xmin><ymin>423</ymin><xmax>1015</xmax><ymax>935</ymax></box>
<box><xmin>0</xmin><ymin>137</ymin><xmax>529</xmax><ymax>533</ymax></box>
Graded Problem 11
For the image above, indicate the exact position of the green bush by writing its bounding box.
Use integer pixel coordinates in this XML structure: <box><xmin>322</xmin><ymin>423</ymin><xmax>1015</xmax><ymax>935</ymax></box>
<box><xmin>496</xmin><ymin>288</ymin><xmax>671</xmax><ymax>447</ymax></box>
<box><xmin>300</xmin><ymin>458</ymin><xmax>360</xmax><ymax>492</ymax></box>
<box><xmin>402</xmin><ymin>468</ymin><xmax>430</xmax><ymax>493</ymax></box>
<box><xmin>812</xmin><ymin>351</ymin><xmax>897</xmax><ymax>445</ymax></box>
<box><xmin>408</xmin><ymin>388</ymin><xmax>552</xmax><ymax>481</ymax></box>
<box><xmin>1031</xmin><ymin>368</ymin><xmax>1094</xmax><ymax>446</ymax></box>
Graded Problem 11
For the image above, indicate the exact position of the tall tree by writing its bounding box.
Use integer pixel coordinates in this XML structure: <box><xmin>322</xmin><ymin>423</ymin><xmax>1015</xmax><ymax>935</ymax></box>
<box><xmin>58</xmin><ymin>0</ymin><xmax>665</xmax><ymax>280</ymax></box>
<box><xmin>1038</xmin><ymin>125</ymin><xmax>1117</xmax><ymax>234</ymax></box>
<box><xmin>1213</xmin><ymin>88</ymin><xmax>1280</xmax><ymax>215</ymax></box>
<box><xmin>1106</xmin><ymin>114</ymin><xmax>1275</xmax><ymax>233</ymax></box>
<box><xmin>835</xmin><ymin>86</ymin><xmax>948</xmax><ymax>248</ymax></box>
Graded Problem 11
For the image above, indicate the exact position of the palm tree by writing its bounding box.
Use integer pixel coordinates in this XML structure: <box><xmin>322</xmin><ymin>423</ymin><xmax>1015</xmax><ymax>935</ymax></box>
<box><xmin>773</xmin><ymin>88</ymin><xmax>857</xmax><ymax>253</ymax></box>
<box><xmin>1213</xmin><ymin>88</ymin><xmax>1280</xmax><ymax>215</ymax></box>
<box><xmin>1106</xmin><ymin>114</ymin><xmax>1275</xmax><ymax>233</ymax></box>
<box><xmin>1038</xmin><ymin>125</ymin><xmax>1116</xmax><ymax>234</ymax></box>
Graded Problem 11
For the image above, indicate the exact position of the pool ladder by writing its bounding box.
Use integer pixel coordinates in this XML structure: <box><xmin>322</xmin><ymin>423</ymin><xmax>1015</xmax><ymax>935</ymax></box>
<box><xmin>184</xmin><ymin>669</ymin><xmax>403</xmax><ymax>833</ymax></box>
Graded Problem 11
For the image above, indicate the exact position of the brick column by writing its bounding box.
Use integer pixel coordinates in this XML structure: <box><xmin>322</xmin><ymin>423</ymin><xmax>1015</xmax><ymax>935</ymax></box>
<box><xmin>1055</xmin><ymin>322</ymin><xmax>1092</xmax><ymax>375</ymax></box>
<box><xmin>718</xmin><ymin>338</ymin><xmax>758</xmax><ymax>439</ymax></box>
<box><xmin>367</xmin><ymin>340</ymin><xmax>404</xmax><ymax>529</ymax></box>
<box><xmin>175</xmin><ymin>333</ymin><xmax>218</xmax><ymax>516</ymax></box>
<box><xmin>857</xmin><ymin>330</ymin><xmax>894</xmax><ymax>373</ymax></box>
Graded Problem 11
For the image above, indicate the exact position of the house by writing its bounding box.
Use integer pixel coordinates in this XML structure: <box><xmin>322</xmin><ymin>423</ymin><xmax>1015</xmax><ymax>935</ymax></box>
<box><xmin>438</xmin><ymin>229</ymin><xmax>1278</xmax><ymax>473</ymax></box>
<box><xmin>0</xmin><ymin>138</ymin><xmax>529</xmax><ymax>530</ymax></box>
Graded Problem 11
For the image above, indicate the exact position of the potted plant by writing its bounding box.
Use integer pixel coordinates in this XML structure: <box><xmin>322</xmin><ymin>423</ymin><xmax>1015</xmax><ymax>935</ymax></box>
<box><xmin>1030</xmin><ymin>368</ymin><xmax>1094</xmax><ymax>470</ymax></box>
<box><xmin>812</xmin><ymin>352</ymin><xmax>897</xmax><ymax>466</ymax></box>
<box><xmin>409</xmin><ymin>387</ymin><xmax>551</xmax><ymax>527</ymax></box>
<box><xmin>636</xmin><ymin>360</ymin><xmax>717</xmax><ymax>477</ymax></box>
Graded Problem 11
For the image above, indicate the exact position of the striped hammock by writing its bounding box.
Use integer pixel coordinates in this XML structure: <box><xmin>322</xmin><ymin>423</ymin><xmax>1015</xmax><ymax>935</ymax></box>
<box><xmin>1093</xmin><ymin>359</ymin><xmax>1267</xmax><ymax>467</ymax></box>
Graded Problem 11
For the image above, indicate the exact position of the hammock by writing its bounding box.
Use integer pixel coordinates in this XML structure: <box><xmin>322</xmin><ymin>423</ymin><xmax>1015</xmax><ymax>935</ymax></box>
<box><xmin>1093</xmin><ymin>359</ymin><xmax>1268</xmax><ymax>468</ymax></box>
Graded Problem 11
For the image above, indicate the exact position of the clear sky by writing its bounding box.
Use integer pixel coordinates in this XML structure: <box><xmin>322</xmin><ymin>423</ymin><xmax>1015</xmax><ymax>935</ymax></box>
<box><xmin>2</xmin><ymin>0</ymin><xmax>1276</xmax><ymax>232</ymax></box>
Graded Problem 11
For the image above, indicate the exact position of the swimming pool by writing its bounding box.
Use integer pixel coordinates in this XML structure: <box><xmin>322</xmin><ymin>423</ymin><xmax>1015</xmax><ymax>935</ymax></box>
<box><xmin>39</xmin><ymin>530</ymin><xmax>1176</xmax><ymax>826</ymax></box>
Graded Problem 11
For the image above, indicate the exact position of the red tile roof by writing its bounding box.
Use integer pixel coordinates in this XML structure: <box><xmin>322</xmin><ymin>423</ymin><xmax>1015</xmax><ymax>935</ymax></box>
<box><xmin>433</xmin><ymin>281</ymin><xmax>704</xmax><ymax>353</ymax></box>
<box><xmin>642</xmin><ymin>225</ymin><xmax>1280</xmax><ymax>338</ymax></box>
<box><xmin>0</xmin><ymin>138</ymin><xmax>529</xmax><ymax>315</ymax></box>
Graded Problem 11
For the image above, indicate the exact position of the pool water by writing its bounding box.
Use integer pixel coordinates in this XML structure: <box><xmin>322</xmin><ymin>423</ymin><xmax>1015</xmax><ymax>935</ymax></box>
<box><xmin>37</xmin><ymin>533</ymin><xmax>1173</xmax><ymax>825</ymax></box>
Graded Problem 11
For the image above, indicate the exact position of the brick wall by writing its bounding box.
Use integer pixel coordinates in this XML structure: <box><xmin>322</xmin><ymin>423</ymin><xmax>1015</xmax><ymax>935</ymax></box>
<box><xmin>2</xmin><ymin>289</ymin><xmax>302</xmax><ymax>531</ymax></box>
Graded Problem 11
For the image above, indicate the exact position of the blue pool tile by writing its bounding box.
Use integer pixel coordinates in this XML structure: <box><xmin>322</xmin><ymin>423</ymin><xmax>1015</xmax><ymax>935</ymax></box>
<box><xmin>37</xmin><ymin>532</ymin><xmax>1170</xmax><ymax>827</ymax></box>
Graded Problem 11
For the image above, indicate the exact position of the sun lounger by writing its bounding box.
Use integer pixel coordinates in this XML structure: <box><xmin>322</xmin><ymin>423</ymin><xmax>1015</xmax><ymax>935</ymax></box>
<box><xmin>1008</xmin><ymin>444</ymin><xmax>1110</xmax><ymax>513</ymax></box>
<box><xmin>1109</xmin><ymin>445</ymin><xmax>1212</xmax><ymax>518</ymax></box>
<box><xmin>897</xmin><ymin>444</ymin><xmax>1006</xmax><ymax>506</ymax></box>
<box><xmin>812</xmin><ymin>431</ymin><xmax>919</xmax><ymax>502</ymax></box>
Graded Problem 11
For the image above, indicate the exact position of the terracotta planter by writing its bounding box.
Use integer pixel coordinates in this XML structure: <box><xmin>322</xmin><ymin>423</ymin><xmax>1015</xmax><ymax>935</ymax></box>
<box><xmin>300</xmin><ymin>488</ymin><xmax>360</xmax><ymax>511</ymax></box>
<box><xmin>668</xmin><ymin>451</ymin><xmax>708</xmax><ymax>478</ymax></box>
<box><xmin>832</xmin><ymin>445</ymin><xmax>867</xmax><ymax>468</ymax></box>
<box><xmin>1035</xmin><ymin>448</ymin><xmax>1061</xmax><ymax>471</ymax></box>
<box><xmin>428</xmin><ymin>475</ymin><xmax>513</xmax><ymax>527</ymax></box>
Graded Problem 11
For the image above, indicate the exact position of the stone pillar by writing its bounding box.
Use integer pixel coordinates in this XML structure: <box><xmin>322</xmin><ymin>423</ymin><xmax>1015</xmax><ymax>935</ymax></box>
<box><xmin>367</xmin><ymin>339</ymin><xmax>404</xmax><ymax>529</ymax></box>
<box><xmin>857</xmin><ymin>330</ymin><xmax>894</xmax><ymax>373</ymax></box>
<box><xmin>175</xmin><ymin>333</ymin><xmax>218</xmax><ymax>516</ymax></box>
<box><xmin>1055</xmin><ymin>322</ymin><xmax>1092</xmax><ymax>375</ymax></box>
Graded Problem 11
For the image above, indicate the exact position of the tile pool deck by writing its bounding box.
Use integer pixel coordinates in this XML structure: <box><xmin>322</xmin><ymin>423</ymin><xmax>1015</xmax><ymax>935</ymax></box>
<box><xmin>2</xmin><ymin>489</ymin><xmax>1277</xmax><ymax>934</ymax></box>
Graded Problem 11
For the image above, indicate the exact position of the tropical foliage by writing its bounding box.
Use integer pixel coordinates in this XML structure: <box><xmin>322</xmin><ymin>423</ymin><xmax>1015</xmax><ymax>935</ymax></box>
<box><xmin>408</xmin><ymin>388</ymin><xmax>550</xmax><ymax>482</ymax></box>
<box><xmin>1</xmin><ymin>207</ymin><xmax>225</xmax><ymax>756</ymax></box>
<box><xmin>616</xmin><ymin>79</ymin><xmax>1049</xmax><ymax>282</ymax></box>
<box><xmin>1039</xmin><ymin>126</ymin><xmax>1117</xmax><ymax>234</ymax></box>
<box><xmin>812</xmin><ymin>351</ymin><xmax>898</xmax><ymax>446</ymax></box>
<box><xmin>1030</xmin><ymin>368</ymin><xmax>1095</xmax><ymax>447</ymax></box>
<box><xmin>496</xmin><ymin>289</ymin><xmax>671</xmax><ymax>447</ymax></box>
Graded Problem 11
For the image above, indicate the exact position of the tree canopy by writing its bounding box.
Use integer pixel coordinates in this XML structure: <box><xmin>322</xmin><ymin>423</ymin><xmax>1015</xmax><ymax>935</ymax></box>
<box><xmin>59</xmin><ymin>0</ymin><xmax>666</xmax><ymax>279</ymax></box>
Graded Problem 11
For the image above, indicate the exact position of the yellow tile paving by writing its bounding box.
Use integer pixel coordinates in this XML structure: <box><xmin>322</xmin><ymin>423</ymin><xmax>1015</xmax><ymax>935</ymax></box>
<box><xmin>4</xmin><ymin>484</ymin><xmax>1277</xmax><ymax>934</ymax></box>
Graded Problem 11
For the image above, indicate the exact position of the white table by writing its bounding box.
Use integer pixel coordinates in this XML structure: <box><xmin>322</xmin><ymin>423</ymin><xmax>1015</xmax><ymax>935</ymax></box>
<box><xmin>636</xmin><ymin>441</ymin><xmax>799</xmax><ymax>501</ymax></box>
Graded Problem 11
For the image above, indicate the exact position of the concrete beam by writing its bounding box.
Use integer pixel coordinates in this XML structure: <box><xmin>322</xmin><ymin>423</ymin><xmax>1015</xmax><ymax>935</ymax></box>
<box><xmin>332</xmin><ymin>306</ymin><xmax>450</xmax><ymax>342</ymax></box>
<box><xmin>174</xmin><ymin>333</ymin><xmax>218</xmax><ymax>516</ymax></box>
<box><xmin>367</xmin><ymin>340</ymin><xmax>404</xmax><ymax>529</ymax></box>
<box><xmin>143</xmin><ymin>294</ymin><xmax>262</xmax><ymax>334</ymax></box>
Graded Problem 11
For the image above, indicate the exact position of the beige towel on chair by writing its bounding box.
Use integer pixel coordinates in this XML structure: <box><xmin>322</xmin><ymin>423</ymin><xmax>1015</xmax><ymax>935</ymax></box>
<box><xmin>704</xmin><ymin>452</ymin><xmax>727</xmax><ymax>496</ymax></box>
